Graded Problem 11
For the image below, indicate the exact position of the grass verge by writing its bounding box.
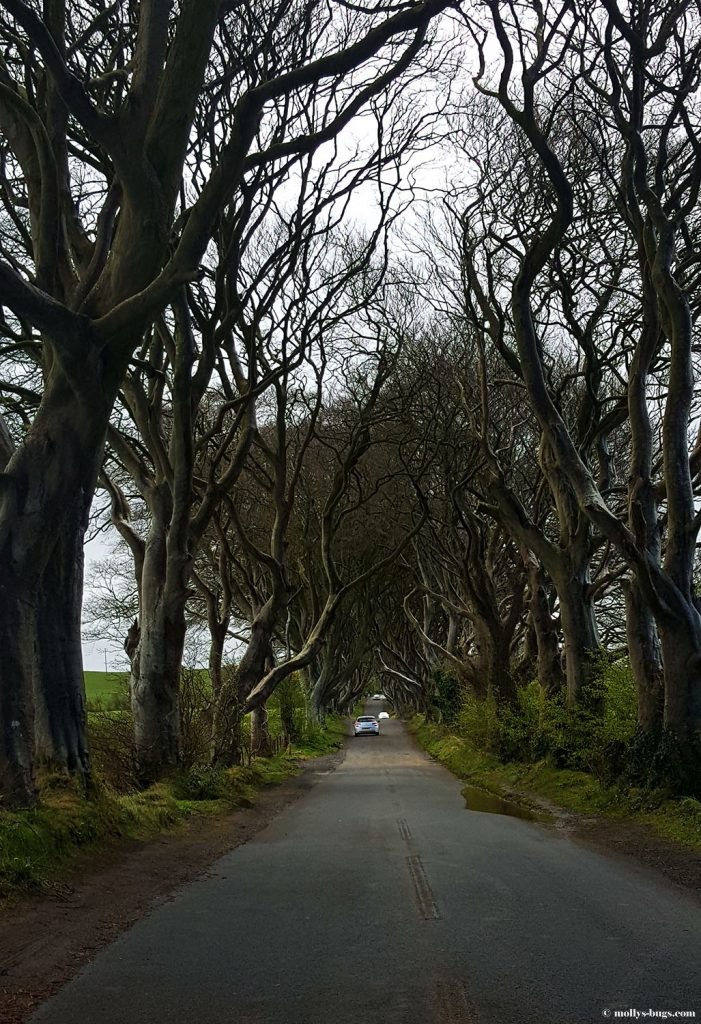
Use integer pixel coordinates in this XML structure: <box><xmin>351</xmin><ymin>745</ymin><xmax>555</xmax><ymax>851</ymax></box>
<box><xmin>0</xmin><ymin>718</ymin><xmax>345</xmax><ymax>905</ymax></box>
<box><xmin>409</xmin><ymin>715</ymin><xmax>701</xmax><ymax>850</ymax></box>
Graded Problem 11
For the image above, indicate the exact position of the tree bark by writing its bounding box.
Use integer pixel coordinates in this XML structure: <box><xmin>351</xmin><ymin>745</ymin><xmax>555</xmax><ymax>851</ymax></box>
<box><xmin>624</xmin><ymin>579</ymin><xmax>663</xmax><ymax>733</ymax></box>
<box><xmin>129</xmin><ymin>497</ymin><xmax>189</xmax><ymax>783</ymax></box>
<box><xmin>33</xmin><ymin>499</ymin><xmax>91</xmax><ymax>782</ymax></box>
<box><xmin>207</xmin><ymin>617</ymin><xmax>229</xmax><ymax>699</ymax></box>
<box><xmin>551</xmin><ymin>565</ymin><xmax>599</xmax><ymax>707</ymax></box>
<box><xmin>0</xmin><ymin>353</ymin><xmax>111</xmax><ymax>805</ymax></box>
<box><xmin>658</xmin><ymin>605</ymin><xmax>701</xmax><ymax>736</ymax></box>
<box><xmin>0</xmin><ymin>572</ymin><xmax>37</xmax><ymax>807</ymax></box>
<box><xmin>309</xmin><ymin>660</ymin><xmax>332</xmax><ymax>723</ymax></box>
<box><xmin>474</xmin><ymin>622</ymin><xmax>516</xmax><ymax>706</ymax></box>
<box><xmin>525</xmin><ymin>557</ymin><xmax>564</xmax><ymax>697</ymax></box>
<box><xmin>251</xmin><ymin>704</ymin><xmax>272</xmax><ymax>757</ymax></box>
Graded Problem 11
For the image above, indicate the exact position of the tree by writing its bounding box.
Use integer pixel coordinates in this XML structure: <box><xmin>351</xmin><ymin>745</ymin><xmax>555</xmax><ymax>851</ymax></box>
<box><xmin>470</xmin><ymin>0</ymin><xmax>701</xmax><ymax>739</ymax></box>
<box><xmin>0</xmin><ymin>0</ymin><xmax>455</xmax><ymax>804</ymax></box>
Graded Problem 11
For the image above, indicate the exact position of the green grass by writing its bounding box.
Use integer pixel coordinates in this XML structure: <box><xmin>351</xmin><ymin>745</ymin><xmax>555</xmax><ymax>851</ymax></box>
<box><xmin>410</xmin><ymin>715</ymin><xmax>701</xmax><ymax>850</ymax></box>
<box><xmin>0</xmin><ymin>777</ymin><xmax>183</xmax><ymax>900</ymax></box>
<box><xmin>84</xmin><ymin>670</ymin><xmax>129</xmax><ymax>703</ymax></box>
<box><xmin>0</xmin><ymin>718</ymin><xmax>345</xmax><ymax>904</ymax></box>
<box><xmin>84</xmin><ymin>669</ymin><xmax>214</xmax><ymax>704</ymax></box>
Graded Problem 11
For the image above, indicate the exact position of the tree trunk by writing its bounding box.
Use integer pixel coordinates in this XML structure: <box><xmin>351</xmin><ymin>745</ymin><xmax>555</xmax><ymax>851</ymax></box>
<box><xmin>236</xmin><ymin>603</ymin><xmax>283</xmax><ymax>705</ymax></box>
<box><xmin>207</xmin><ymin>617</ymin><xmax>229</xmax><ymax>697</ymax></box>
<box><xmin>33</xmin><ymin>501</ymin><xmax>91</xmax><ymax>782</ymax></box>
<box><xmin>130</xmin><ymin>502</ymin><xmax>189</xmax><ymax>783</ymax></box>
<box><xmin>624</xmin><ymin>579</ymin><xmax>663</xmax><ymax>733</ymax></box>
<box><xmin>551</xmin><ymin>567</ymin><xmax>599</xmax><ymax>707</ymax></box>
<box><xmin>0</xmin><ymin>571</ymin><xmax>37</xmax><ymax>807</ymax></box>
<box><xmin>474</xmin><ymin>621</ymin><xmax>516</xmax><ymax>705</ymax></box>
<box><xmin>309</xmin><ymin>661</ymin><xmax>331</xmax><ymax>723</ymax></box>
<box><xmin>204</xmin><ymin>602</ymin><xmax>233</xmax><ymax>762</ymax></box>
<box><xmin>527</xmin><ymin>560</ymin><xmax>564</xmax><ymax>697</ymax></box>
<box><xmin>446</xmin><ymin>612</ymin><xmax>459</xmax><ymax>655</ymax></box>
<box><xmin>0</xmin><ymin>355</ymin><xmax>112</xmax><ymax>806</ymax></box>
<box><xmin>223</xmin><ymin>598</ymin><xmax>286</xmax><ymax>755</ymax></box>
<box><xmin>210</xmin><ymin>610</ymin><xmax>278</xmax><ymax>768</ymax></box>
<box><xmin>131</xmin><ymin>600</ymin><xmax>186</xmax><ymax>783</ymax></box>
<box><xmin>251</xmin><ymin>704</ymin><xmax>272</xmax><ymax>757</ymax></box>
<box><xmin>658</xmin><ymin>605</ymin><xmax>701</xmax><ymax>736</ymax></box>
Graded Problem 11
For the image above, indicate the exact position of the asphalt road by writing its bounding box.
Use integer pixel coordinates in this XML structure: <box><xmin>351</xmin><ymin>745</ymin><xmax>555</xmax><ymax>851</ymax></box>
<box><xmin>31</xmin><ymin>710</ymin><xmax>701</xmax><ymax>1024</ymax></box>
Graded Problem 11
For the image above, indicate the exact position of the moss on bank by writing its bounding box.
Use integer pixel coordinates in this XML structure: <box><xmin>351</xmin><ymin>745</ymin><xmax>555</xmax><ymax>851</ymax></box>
<box><xmin>0</xmin><ymin>718</ymin><xmax>345</xmax><ymax>903</ymax></box>
<box><xmin>410</xmin><ymin>715</ymin><xmax>701</xmax><ymax>850</ymax></box>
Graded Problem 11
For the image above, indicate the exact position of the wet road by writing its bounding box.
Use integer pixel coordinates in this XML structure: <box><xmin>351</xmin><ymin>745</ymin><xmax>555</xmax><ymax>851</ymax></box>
<box><xmin>31</xmin><ymin>711</ymin><xmax>701</xmax><ymax>1023</ymax></box>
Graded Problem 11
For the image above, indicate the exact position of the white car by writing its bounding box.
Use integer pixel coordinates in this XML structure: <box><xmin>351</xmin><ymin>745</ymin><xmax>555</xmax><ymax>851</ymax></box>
<box><xmin>354</xmin><ymin>715</ymin><xmax>380</xmax><ymax>736</ymax></box>
<box><xmin>378</xmin><ymin>711</ymin><xmax>390</xmax><ymax>720</ymax></box>
<box><xmin>370</xmin><ymin>693</ymin><xmax>386</xmax><ymax>701</ymax></box>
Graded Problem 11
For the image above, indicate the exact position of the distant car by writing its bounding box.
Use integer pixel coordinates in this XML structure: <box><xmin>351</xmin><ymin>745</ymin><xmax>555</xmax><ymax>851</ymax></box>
<box><xmin>370</xmin><ymin>693</ymin><xmax>386</xmax><ymax>701</ymax></box>
<box><xmin>378</xmin><ymin>711</ymin><xmax>390</xmax><ymax>720</ymax></box>
<box><xmin>354</xmin><ymin>715</ymin><xmax>380</xmax><ymax>736</ymax></box>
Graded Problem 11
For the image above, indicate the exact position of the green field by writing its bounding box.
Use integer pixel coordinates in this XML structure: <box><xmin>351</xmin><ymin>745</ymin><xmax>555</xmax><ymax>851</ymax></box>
<box><xmin>84</xmin><ymin>670</ymin><xmax>129</xmax><ymax>703</ymax></box>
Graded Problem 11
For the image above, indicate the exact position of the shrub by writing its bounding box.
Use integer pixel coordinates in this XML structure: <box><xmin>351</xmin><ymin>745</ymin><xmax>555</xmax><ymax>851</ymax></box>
<box><xmin>171</xmin><ymin>763</ymin><xmax>230</xmax><ymax>801</ymax></box>
<box><xmin>446</xmin><ymin>655</ymin><xmax>701</xmax><ymax>796</ymax></box>
<box><xmin>87</xmin><ymin>681</ymin><xmax>139</xmax><ymax>793</ymax></box>
<box><xmin>430</xmin><ymin>666</ymin><xmax>463</xmax><ymax>727</ymax></box>
<box><xmin>619</xmin><ymin>728</ymin><xmax>701</xmax><ymax>798</ymax></box>
<box><xmin>273</xmin><ymin>672</ymin><xmax>306</xmax><ymax>741</ymax></box>
<box><xmin>456</xmin><ymin>692</ymin><xmax>500</xmax><ymax>752</ymax></box>
<box><xmin>452</xmin><ymin>656</ymin><xmax>640</xmax><ymax>776</ymax></box>
<box><xmin>179</xmin><ymin>667</ymin><xmax>214</xmax><ymax>767</ymax></box>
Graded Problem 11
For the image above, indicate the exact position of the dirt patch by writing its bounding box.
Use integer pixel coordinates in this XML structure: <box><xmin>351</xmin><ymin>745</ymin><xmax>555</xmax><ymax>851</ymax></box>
<box><xmin>567</xmin><ymin>814</ymin><xmax>701</xmax><ymax>898</ymax></box>
<box><xmin>0</xmin><ymin>749</ymin><xmax>344</xmax><ymax>1024</ymax></box>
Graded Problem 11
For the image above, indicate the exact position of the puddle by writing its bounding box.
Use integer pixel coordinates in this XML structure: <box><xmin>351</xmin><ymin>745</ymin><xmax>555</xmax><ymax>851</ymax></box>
<box><xmin>462</xmin><ymin>785</ymin><xmax>551</xmax><ymax>823</ymax></box>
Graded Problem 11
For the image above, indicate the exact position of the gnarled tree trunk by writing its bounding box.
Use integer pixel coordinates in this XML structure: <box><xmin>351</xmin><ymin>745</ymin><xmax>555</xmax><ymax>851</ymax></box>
<box><xmin>33</xmin><ymin>497</ymin><xmax>91</xmax><ymax>783</ymax></box>
<box><xmin>251</xmin><ymin>704</ymin><xmax>272</xmax><ymax>757</ymax></box>
<box><xmin>129</xmin><ymin>497</ymin><xmax>189</xmax><ymax>782</ymax></box>
<box><xmin>658</xmin><ymin>601</ymin><xmax>701</xmax><ymax>737</ymax></box>
<box><xmin>0</xmin><ymin>354</ymin><xmax>111</xmax><ymax>806</ymax></box>
<box><xmin>624</xmin><ymin>579</ymin><xmax>663</xmax><ymax>733</ymax></box>
<box><xmin>523</xmin><ymin>551</ymin><xmax>563</xmax><ymax>696</ymax></box>
<box><xmin>309</xmin><ymin>659</ymin><xmax>332</xmax><ymax>723</ymax></box>
<box><xmin>551</xmin><ymin>564</ymin><xmax>599</xmax><ymax>707</ymax></box>
<box><xmin>0</xmin><ymin>572</ymin><xmax>37</xmax><ymax>807</ymax></box>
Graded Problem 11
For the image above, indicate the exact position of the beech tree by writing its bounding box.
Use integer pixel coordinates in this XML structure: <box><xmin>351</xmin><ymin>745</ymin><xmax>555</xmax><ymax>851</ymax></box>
<box><xmin>467</xmin><ymin>0</ymin><xmax>701</xmax><ymax>740</ymax></box>
<box><xmin>0</xmin><ymin>0</ymin><xmax>455</xmax><ymax>805</ymax></box>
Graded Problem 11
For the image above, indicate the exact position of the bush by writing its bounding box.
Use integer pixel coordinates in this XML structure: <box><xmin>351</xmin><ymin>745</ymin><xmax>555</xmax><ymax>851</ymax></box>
<box><xmin>273</xmin><ymin>673</ymin><xmax>305</xmax><ymax>741</ymax></box>
<box><xmin>452</xmin><ymin>656</ymin><xmax>640</xmax><ymax>775</ymax></box>
<box><xmin>179</xmin><ymin>667</ymin><xmax>215</xmax><ymax>767</ymax></box>
<box><xmin>171</xmin><ymin>763</ymin><xmax>230</xmax><ymax>801</ymax></box>
<box><xmin>430</xmin><ymin>666</ymin><xmax>463</xmax><ymax>727</ymax></box>
<box><xmin>616</xmin><ymin>728</ymin><xmax>701</xmax><ymax>798</ymax></box>
<box><xmin>87</xmin><ymin>663</ymin><xmax>343</xmax><ymax>793</ymax></box>
<box><xmin>87</xmin><ymin>681</ymin><xmax>139</xmax><ymax>793</ymax></box>
<box><xmin>446</xmin><ymin>655</ymin><xmax>701</xmax><ymax>797</ymax></box>
<box><xmin>457</xmin><ymin>692</ymin><xmax>500</xmax><ymax>752</ymax></box>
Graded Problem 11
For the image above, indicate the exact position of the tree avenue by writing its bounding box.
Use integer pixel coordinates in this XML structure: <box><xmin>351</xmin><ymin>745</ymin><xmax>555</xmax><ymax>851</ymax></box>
<box><xmin>2</xmin><ymin>0</ymin><xmax>701</xmax><ymax>811</ymax></box>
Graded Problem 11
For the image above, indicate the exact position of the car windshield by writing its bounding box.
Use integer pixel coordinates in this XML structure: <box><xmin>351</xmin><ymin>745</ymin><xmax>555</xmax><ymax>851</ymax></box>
<box><xmin>357</xmin><ymin>716</ymin><xmax>376</xmax><ymax>722</ymax></box>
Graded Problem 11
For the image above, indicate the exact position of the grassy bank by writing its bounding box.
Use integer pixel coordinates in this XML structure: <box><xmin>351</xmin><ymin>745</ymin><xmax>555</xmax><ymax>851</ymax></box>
<box><xmin>0</xmin><ymin>718</ymin><xmax>345</xmax><ymax>904</ymax></box>
<box><xmin>410</xmin><ymin>715</ymin><xmax>701</xmax><ymax>849</ymax></box>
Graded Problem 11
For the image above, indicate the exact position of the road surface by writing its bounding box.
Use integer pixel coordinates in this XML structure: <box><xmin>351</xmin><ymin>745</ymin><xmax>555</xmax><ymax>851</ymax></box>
<box><xmin>31</xmin><ymin>712</ymin><xmax>701</xmax><ymax>1024</ymax></box>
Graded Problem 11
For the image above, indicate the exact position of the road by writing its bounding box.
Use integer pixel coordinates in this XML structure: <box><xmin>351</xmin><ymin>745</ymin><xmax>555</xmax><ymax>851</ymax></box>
<box><xmin>31</xmin><ymin>711</ymin><xmax>701</xmax><ymax>1024</ymax></box>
